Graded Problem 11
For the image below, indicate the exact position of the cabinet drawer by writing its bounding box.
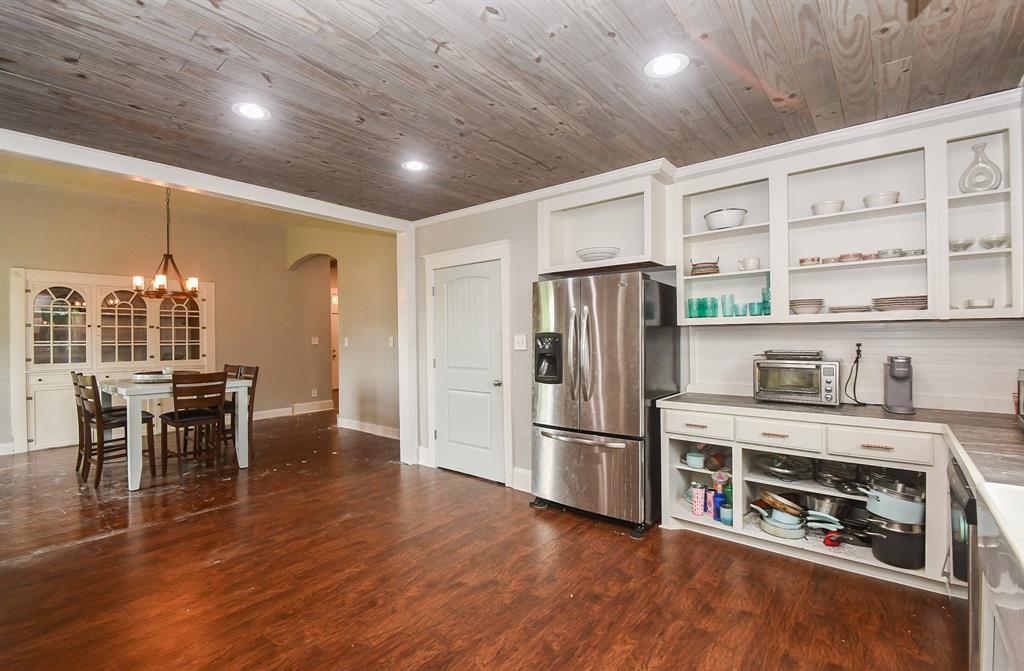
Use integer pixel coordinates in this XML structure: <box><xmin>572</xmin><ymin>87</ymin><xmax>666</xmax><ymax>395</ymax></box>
<box><xmin>664</xmin><ymin>410</ymin><xmax>734</xmax><ymax>440</ymax></box>
<box><xmin>736</xmin><ymin>417</ymin><xmax>823</xmax><ymax>453</ymax></box>
<box><xmin>826</xmin><ymin>426</ymin><xmax>933</xmax><ymax>465</ymax></box>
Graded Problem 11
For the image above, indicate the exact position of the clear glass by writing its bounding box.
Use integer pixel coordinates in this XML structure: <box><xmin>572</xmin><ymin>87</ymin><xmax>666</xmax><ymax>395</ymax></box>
<box><xmin>759</xmin><ymin>367</ymin><xmax>821</xmax><ymax>395</ymax></box>
<box><xmin>748</xmin><ymin>302</ymin><xmax>764</xmax><ymax>316</ymax></box>
<box><xmin>958</xmin><ymin>142</ymin><xmax>1002</xmax><ymax>193</ymax></box>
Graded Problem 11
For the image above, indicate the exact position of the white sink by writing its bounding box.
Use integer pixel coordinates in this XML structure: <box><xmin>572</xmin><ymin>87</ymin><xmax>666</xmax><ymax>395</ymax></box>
<box><xmin>985</xmin><ymin>482</ymin><xmax>1024</xmax><ymax>561</ymax></box>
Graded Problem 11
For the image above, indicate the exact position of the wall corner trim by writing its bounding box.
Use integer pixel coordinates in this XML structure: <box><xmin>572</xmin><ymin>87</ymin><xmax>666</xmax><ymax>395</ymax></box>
<box><xmin>512</xmin><ymin>468</ymin><xmax>532</xmax><ymax>493</ymax></box>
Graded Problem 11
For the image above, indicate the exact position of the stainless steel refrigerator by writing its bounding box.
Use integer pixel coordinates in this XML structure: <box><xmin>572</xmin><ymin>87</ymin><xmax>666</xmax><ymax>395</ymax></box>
<box><xmin>530</xmin><ymin>271</ymin><xmax>679</xmax><ymax>536</ymax></box>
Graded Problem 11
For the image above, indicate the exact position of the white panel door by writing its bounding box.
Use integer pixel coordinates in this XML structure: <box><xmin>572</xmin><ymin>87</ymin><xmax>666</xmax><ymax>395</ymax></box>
<box><xmin>434</xmin><ymin>260</ymin><xmax>504</xmax><ymax>482</ymax></box>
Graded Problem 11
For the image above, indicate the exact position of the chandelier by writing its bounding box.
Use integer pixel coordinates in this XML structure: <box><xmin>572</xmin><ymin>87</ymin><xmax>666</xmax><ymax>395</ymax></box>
<box><xmin>132</xmin><ymin>188</ymin><xmax>199</xmax><ymax>299</ymax></box>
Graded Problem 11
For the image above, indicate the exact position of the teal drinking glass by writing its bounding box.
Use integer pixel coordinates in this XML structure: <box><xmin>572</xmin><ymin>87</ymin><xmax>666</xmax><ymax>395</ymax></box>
<box><xmin>748</xmin><ymin>302</ymin><xmax>763</xmax><ymax>316</ymax></box>
<box><xmin>687</xmin><ymin>297</ymin><xmax>699</xmax><ymax>319</ymax></box>
<box><xmin>696</xmin><ymin>297</ymin><xmax>709</xmax><ymax>318</ymax></box>
<box><xmin>708</xmin><ymin>297</ymin><xmax>719</xmax><ymax>318</ymax></box>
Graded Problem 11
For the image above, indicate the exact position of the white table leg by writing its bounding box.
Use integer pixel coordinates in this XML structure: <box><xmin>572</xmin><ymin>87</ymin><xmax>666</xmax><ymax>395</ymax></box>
<box><xmin>126</xmin><ymin>395</ymin><xmax>144</xmax><ymax>491</ymax></box>
<box><xmin>235</xmin><ymin>386</ymin><xmax>249</xmax><ymax>469</ymax></box>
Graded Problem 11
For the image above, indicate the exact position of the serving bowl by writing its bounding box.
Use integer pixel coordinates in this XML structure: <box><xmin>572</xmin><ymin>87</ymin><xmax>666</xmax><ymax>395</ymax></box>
<box><xmin>980</xmin><ymin>234</ymin><xmax>1010</xmax><ymax>249</ymax></box>
<box><xmin>965</xmin><ymin>298</ymin><xmax>995</xmax><ymax>309</ymax></box>
<box><xmin>704</xmin><ymin>208</ymin><xmax>747</xmax><ymax>230</ymax></box>
<box><xmin>576</xmin><ymin>246</ymin><xmax>621</xmax><ymax>262</ymax></box>
<box><xmin>949</xmin><ymin>237</ymin><xmax>976</xmax><ymax>252</ymax></box>
<box><xmin>811</xmin><ymin>200</ymin><xmax>844</xmax><ymax>216</ymax></box>
<box><xmin>685</xmin><ymin>452</ymin><xmax>705</xmax><ymax>469</ymax></box>
<box><xmin>863</xmin><ymin>191</ymin><xmax>900</xmax><ymax>208</ymax></box>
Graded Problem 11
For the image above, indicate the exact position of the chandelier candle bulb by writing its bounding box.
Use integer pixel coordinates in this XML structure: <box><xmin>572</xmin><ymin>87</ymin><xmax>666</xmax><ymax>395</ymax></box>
<box><xmin>186</xmin><ymin>277</ymin><xmax>199</xmax><ymax>292</ymax></box>
<box><xmin>132</xmin><ymin>275</ymin><xmax>145</xmax><ymax>291</ymax></box>
<box><xmin>154</xmin><ymin>274</ymin><xmax>167</xmax><ymax>290</ymax></box>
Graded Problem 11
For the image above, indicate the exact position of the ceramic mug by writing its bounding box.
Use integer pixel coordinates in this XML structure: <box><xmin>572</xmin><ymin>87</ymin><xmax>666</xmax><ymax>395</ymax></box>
<box><xmin>737</xmin><ymin>257</ymin><xmax>761</xmax><ymax>271</ymax></box>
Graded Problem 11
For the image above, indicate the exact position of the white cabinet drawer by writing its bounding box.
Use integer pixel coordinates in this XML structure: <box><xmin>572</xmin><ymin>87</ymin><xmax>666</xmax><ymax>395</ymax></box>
<box><xmin>663</xmin><ymin>410</ymin><xmax>734</xmax><ymax>440</ymax></box>
<box><xmin>736</xmin><ymin>417</ymin><xmax>823</xmax><ymax>453</ymax></box>
<box><xmin>826</xmin><ymin>426</ymin><xmax>933</xmax><ymax>465</ymax></box>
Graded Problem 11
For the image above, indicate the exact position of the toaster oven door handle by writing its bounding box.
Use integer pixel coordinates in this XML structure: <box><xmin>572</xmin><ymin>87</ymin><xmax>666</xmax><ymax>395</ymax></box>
<box><xmin>755</xmin><ymin>361</ymin><xmax>821</xmax><ymax>369</ymax></box>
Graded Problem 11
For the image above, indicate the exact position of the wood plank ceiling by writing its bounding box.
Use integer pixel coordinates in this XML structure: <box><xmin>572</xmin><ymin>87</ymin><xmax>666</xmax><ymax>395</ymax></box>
<box><xmin>1</xmin><ymin>0</ymin><xmax>1022</xmax><ymax>220</ymax></box>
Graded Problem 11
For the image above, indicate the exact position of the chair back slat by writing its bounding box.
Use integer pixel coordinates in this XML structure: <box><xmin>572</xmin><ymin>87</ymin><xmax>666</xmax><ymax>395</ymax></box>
<box><xmin>172</xmin><ymin>371</ymin><xmax>227</xmax><ymax>417</ymax></box>
<box><xmin>78</xmin><ymin>374</ymin><xmax>107</xmax><ymax>431</ymax></box>
<box><xmin>224</xmin><ymin>363</ymin><xmax>242</xmax><ymax>378</ymax></box>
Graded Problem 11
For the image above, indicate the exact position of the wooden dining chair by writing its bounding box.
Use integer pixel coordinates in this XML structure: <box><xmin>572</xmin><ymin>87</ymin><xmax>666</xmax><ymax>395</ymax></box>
<box><xmin>161</xmin><ymin>371</ymin><xmax>228</xmax><ymax>479</ymax></box>
<box><xmin>224</xmin><ymin>365</ymin><xmax>259</xmax><ymax>461</ymax></box>
<box><xmin>78</xmin><ymin>374</ymin><xmax>156</xmax><ymax>487</ymax></box>
<box><xmin>224</xmin><ymin>363</ymin><xmax>242</xmax><ymax>378</ymax></box>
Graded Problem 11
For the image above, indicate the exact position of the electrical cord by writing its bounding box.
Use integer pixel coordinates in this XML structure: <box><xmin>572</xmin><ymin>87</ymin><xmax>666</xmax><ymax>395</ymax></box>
<box><xmin>843</xmin><ymin>342</ymin><xmax>867</xmax><ymax>405</ymax></box>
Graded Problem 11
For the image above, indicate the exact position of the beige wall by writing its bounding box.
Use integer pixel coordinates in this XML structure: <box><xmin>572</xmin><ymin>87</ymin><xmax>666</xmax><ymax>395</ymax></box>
<box><xmin>415</xmin><ymin>202</ymin><xmax>537</xmax><ymax>471</ymax></box>
<box><xmin>0</xmin><ymin>157</ymin><xmax>399</xmax><ymax>445</ymax></box>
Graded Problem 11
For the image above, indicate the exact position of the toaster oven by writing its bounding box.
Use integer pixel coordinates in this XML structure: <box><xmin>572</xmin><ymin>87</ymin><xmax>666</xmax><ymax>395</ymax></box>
<box><xmin>753</xmin><ymin>359</ymin><xmax>841</xmax><ymax>407</ymax></box>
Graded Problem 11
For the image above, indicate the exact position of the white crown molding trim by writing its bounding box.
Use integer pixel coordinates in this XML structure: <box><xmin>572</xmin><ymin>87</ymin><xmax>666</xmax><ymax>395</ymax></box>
<box><xmin>512</xmin><ymin>467</ymin><xmax>531</xmax><ymax>493</ymax></box>
<box><xmin>338</xmin><ymin>418</ymin><xmax>400</xmax><ymax>440</ymax></box>
<box><xmin>414</xmin><ymin>158</ymin><xmax>676</xmax><ymax>228</ymax></box>
<box><xmin>672</xmin><ymin>88</ymin><xmax>1022</xmax><ymax>181</ymax></box>
<box><xmin>0</xmin><ymin>128</ymin><xmax>412</xmax><ymax>233</ymax></box>
<box><xmin>418</xmin><ymin>445</ymin><xmax>437</xmax><ymax>468</ymax></box>
<box><xmin>293</xmin><ymin>400</ymin><xmax>335</xmax><ymax>415</ymax></box>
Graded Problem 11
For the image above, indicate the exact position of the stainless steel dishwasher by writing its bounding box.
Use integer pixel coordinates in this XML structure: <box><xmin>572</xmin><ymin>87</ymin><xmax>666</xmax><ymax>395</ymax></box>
<box><xmin>949</xmin><ymin>458</ymin><xmax>980</xmax><ymax>671</ymax></box>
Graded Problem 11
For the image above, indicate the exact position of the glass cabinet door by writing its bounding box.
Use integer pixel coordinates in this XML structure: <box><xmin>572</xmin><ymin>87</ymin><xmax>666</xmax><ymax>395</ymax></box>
<box><xmin>99</xmin><ymin>290</ymin><xmax>149</xmax><ymax>363</ymax></box>
<box><xmin>159</xmin><ymin>296</ymin><xmax>202</xmax><ymax>362</ymax></box>
<box><xmin>29</xmin><ymin>285</ymin><xmax>89</xmax><ymax>367</ymax></box>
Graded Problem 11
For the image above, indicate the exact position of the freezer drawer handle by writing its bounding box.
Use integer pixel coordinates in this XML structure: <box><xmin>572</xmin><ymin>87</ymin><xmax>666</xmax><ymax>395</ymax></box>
<box><xmin>540</xmin><ymin>430</ymin><xmax>625</xmax><ymax>449</ymax></box>
<box><xmin>685</xmin><ymin>422</ymin><xmax>708</xmax><ymax>429</ymax></box>
<box><xmin>860</xmin><ymin>443</ymin><xmax>895</xmax><ymax>451</ymax></box>
<box><xmin>760</xmin><ymin>431</ymin><xmax>790</xmax><ymax>439</ymax></box>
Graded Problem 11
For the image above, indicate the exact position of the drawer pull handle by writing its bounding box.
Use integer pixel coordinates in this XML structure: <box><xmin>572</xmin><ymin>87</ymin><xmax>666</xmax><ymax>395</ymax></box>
<box><xmin>861</xmin><ymin>443</ymin><xmax>894</xmax><ymax>451</ymax></box>
<box><xmin>760</xmin><ymin>431</ymin><xmax>790</xmax><ymax>439</ymax></box>
<box><xmin>685</xmin><ymin>422</ymin><xmax>708</xmax><ymax>429</ymax></box>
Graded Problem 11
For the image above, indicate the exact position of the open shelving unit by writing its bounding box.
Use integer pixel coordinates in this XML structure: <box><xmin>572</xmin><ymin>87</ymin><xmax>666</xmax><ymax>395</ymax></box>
<box><xmin>672</xmin><ymin>117</ymin><xmax>1022</xmax><ymax>325</ymax></box>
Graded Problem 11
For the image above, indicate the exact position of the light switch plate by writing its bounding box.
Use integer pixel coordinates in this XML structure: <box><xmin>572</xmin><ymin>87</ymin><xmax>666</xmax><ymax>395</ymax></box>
<box><xmin>388</xmin><ymin>336</ymin><xmax>394</xmax><ymax>347</ymax></box>
<box><xmin>311</xmin><ymin>335</ymin><xmax>320</xmax><ymax>345</ymax></box>
<box><xmin>514</xmin><ymin>334</ymin><xmax>528</xmax><ymax>351</ymax></box>
<box><xmin>343</xmin><ymin>337</ymin><xmax>349</xmax><ymax>347</ymax></box>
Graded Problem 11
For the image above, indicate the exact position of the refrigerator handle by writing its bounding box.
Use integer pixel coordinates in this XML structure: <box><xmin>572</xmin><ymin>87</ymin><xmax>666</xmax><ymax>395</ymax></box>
<box><xmin>567</xmin><ymin>306</ymin><xmax>577</xmax><ymax>400</ymax></box>
<box><xmin>581</xmin><ymin>304</ymin><xmax>592</xmax><ymax>401</ymax></box>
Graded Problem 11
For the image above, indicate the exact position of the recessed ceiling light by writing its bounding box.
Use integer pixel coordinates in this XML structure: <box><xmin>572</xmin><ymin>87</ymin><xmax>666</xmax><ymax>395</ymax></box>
<box><xmin>643</xmin><ymin>53</ymin><xmax>690</xmax><ymax>78</ymax></box>
<box><xmin>231</xmin><ymin>102</ymin><xmax>271</xmax><ymax>120</ymax></box>
<box><xmin>401</xmin><ymin>160</ymin><xmax>429</xmax><ymax>172</ymax></box>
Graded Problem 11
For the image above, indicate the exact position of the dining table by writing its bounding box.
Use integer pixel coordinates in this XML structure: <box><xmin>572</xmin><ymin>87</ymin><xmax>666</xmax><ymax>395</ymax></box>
<box><xmin>100</xmin><ymin>377</ymin><xmax>253</xmax><ymax>491</ymax></box>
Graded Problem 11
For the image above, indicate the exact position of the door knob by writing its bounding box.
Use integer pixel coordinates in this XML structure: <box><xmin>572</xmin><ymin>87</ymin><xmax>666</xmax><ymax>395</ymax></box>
<box><xmin>492</xmin><ymin>379</ymin><xmax>503</xmax><ymax>387</ymax></box>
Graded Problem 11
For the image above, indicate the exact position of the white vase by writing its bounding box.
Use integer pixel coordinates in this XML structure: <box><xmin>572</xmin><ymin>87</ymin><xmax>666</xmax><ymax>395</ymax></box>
<box><xmin>958</xmin><ymin>142</ymin><xmax>1002</xmax><ymax>193</ymax></box>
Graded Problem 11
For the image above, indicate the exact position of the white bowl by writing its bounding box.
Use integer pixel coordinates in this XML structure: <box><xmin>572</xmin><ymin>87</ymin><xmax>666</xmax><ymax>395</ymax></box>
<box><xmin>704</xmin><ymin>208</ymin><xmax>747</xmax><ymax>230</ymax></box>
<box><xmin>980</xmin><ymin>234</ymin><xmax>1010</xmax><ymax>249</ymax></box>
<box><xmin>949</xmin><ymin>237</ymin><xmax>976</xmax><ymax>252</ymax></box>
<box><xmin>575</xmin><ymin>246</ymin><xmax>620</xmax><ymax>262</ymax></box>
<box><xmin>965</xmin><ymin>298</ymin><xmax>995</xmax><ymax>309</ymax></box>
<box><xmin>811</xmin><ymin>200</ymin><xmax>845</xmax><ymax>216</ymax></box>
<box><xmin>791</xmin><ymin>304</ymin><xmax>824</xmax><ymax>315</ymax></box>
<box><xmin>863</xmin><ymin>191</ymin><xmax>900</xmax><ymax>208</ymax></box>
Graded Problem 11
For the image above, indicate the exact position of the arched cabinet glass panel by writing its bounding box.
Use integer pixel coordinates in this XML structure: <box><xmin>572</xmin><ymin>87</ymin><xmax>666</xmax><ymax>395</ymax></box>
<box><xmin>159</xmin><ymin>297</ymin><xmax>201</xmax><ymax>361</ymax></box>
<box><xmin>99</xmin><ymin>290</ymin><xmax>148</xmax><ymax>362</ymax></box>
<box><xmin>32</xmin><ymin>286</ymin><xmax>88</xmax><ymax>364</ymax></box>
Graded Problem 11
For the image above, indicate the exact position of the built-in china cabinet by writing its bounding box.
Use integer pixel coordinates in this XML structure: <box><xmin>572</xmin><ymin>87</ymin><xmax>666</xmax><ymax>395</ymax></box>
<box><xmin>8</xmin><ymin>268</ymin><xmax>215</xmax><ymax>452</ymax></box>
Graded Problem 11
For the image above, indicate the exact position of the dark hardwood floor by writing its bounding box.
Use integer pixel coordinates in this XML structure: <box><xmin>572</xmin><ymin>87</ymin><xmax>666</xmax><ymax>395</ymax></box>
<box><xmin>0</xmin><ymin>411</ymin><xmax>965</xmax><ymax>670</ymax></box>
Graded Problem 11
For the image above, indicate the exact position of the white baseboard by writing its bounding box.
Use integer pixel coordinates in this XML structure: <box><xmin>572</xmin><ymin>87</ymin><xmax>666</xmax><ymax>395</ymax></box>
<box><xmin>0</xmin><ymin>441</ymin><xmax>15</xmax><ymax>456</ymax></box>
<box><xmin>512</xmin><ymin>467</ymin><xmax>532</xmax><ymax>492</ymax></box>
<box><xmin>253</xmin><ymin>407</ymin><xmax>293</xmax><ymax>421</ymax></box>
<box><xmin>337</xmin><ymin>418</ymin><xmax>400</xmax><ymax>440</ymax></box>
<box><xmin>418</xmin><ymin>445</ymin><xmax>436</xmax><ymax>467</ymax></box>
<box><xmin>293</xmin><ymin>400</ymin><xmax>335</xmax><ymax>415</ymax></box>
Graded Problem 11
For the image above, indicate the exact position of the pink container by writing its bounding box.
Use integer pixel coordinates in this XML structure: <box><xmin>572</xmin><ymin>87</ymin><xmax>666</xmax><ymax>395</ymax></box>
<box><xmin>692</xmin><ymin>485</ymin><xmax>706</xmax><ymax>516</ymax></box>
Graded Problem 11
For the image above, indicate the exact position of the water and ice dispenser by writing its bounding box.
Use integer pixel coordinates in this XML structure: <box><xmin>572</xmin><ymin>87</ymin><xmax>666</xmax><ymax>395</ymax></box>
<box><xmin>534</xmin><ymin>332</ymin><xmax>563</xmax><ymax>384</ymax></box>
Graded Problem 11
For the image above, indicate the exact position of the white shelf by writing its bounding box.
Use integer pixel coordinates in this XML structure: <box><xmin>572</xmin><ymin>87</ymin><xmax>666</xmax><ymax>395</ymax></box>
<box><xmin>672</xmin><ymin>462</ymin><xmax>714</xmax><ymax>475</ymax></box>
<box><xmin>789</xmin><ymin>255</ymin><xmax>926</xmax><ymax>273</ymax></box>
<box><xmin>948</xmin><ymin>306</ymin><xmax>1017</xmax><ymax>319</ymax></box>
<box><xmin>788</xmin><ymin>199</ymin><xmax>926</xmax><ymax>227</ymax></box>
<box><xmin>948</xmin><ymin>247</ymin><xmax>1011</xmax><ymax>260</ymax></box>
<box><xmin>681</xmin><ymin>314</ymin><xmax>775</xmax><ymax>325</ymax></box>
<box><xmin>948</xmin><ymin>188</ymin><xmax>1010</xmax><ymax>206</ymax></box>
<box><xmin>740</xmin><ymin>514</ymin><xmax>927</xmax><ymax>577</ymax></box>
<box><xmin>787</xmin><ymin>309</ymin><xmax>932</xmax><ymax>323</ymax></box>
<box><xmin>744</xmin><ymin>470</ymin><xmax>868</xmax><ymax>503</ymax></box>
<box><xmin>683</xmin><ymin>221</ymin><xmax>770</xmax><ymax>241</ymax></box>
<box><xmin>683</xmin><ymin>268</ymin><xmax>770</xmax><ymax>281</ymax></box>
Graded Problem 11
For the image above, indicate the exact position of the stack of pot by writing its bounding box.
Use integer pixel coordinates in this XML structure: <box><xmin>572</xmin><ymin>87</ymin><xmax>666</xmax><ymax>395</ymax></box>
<box><xmin>858</xmin><ymin>476</ymin><xmax>926</xmax><ymax>570</ymax></box>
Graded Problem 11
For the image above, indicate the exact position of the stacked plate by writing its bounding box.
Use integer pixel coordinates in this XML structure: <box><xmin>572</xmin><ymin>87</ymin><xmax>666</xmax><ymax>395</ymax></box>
<box><xmin>576</xmin><ymin>246</ymin><xmax>621</xmax><ymax>262</ymax></box>
<box><xmin>828</xmin><ymin>305</ymin><xmax>872</xmax><ymax>313</ymax></box>
<box><xmin>790</xmin><ymin>298</ymin><xmax>824</xmax><ymax>315</ymax></box>
<box><xmin>871</xmin><ymin>295</ymin><xmax>928</xmax><ymax>311</ymax></box>
<box><xmin>690</xmin><ymin>259</ymin><xmax>720</xmax><ymax>276</ymax></box>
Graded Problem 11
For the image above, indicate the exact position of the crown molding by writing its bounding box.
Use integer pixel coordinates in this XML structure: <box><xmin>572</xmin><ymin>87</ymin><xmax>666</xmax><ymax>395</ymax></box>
<box><xmin>672</xmin><ymin>88</ymin><xmax>1022</xmax><ymax>181</ymax></box>
<box><xmin>414</xmin><ymin>157</ymin><xmax>677</xmax><ymax>228</ymax></box>
<box><xmin>0</xmin><ymin>128</ymin><xmax>412</xmax><ymax>233</ymax></box>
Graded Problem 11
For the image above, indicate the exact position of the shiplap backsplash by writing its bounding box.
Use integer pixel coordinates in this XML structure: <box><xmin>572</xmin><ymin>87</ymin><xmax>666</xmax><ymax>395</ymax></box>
<box><xmin>687</xmin><ymin>321</ymin><xmax>1024</xmax><ymax>413</ymax></box>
